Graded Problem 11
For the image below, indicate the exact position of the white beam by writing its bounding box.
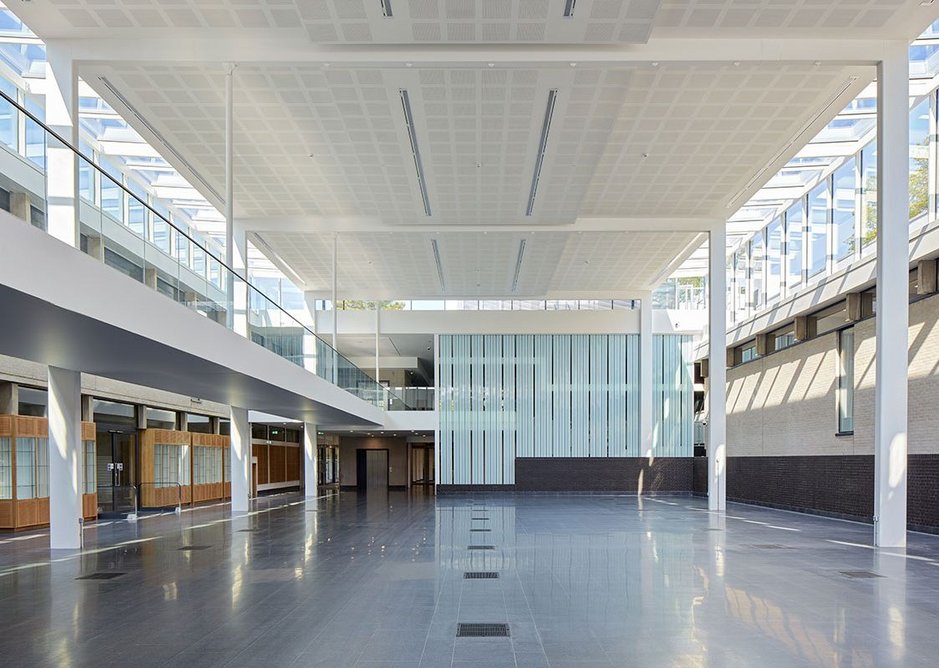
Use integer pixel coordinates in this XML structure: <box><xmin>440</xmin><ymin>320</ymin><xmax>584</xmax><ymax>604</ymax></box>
<box><xmin>51</xmin><ymin>37</ymin><xmax>892</xmax><ymax>67</ymax></box>
<box><xmin>708</xmin><ymin>228</ymin><xmax>727</xmax><ymax>512</ymax></box>
<box><xmin>874</xmin><ymin>43</ymin><xmax>910</xmax><ymax>549</ymax></box>
<box><xmin>239</xmin><ymin>215</ymin><xmax>727</xmax><ymax>235</ymax></box>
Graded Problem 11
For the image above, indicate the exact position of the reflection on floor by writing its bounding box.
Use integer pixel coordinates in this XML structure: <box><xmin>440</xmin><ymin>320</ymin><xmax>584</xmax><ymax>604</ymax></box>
<box><xmin>1</xmin><ymin>490</ymin><xmax>939</xmax><ymax>667</ymax></box>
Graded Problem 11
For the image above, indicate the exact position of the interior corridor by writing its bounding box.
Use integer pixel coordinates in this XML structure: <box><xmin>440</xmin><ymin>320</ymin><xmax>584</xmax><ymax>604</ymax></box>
<box><xmin>1</xmin><ymin>492</ymin><xmax>939</xmax><ymax>667</ymax></box>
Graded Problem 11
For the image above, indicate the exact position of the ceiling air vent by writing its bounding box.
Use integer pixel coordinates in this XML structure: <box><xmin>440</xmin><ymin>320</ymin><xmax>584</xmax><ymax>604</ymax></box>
<box><xmin>400</xmin><ymin>89</ymin><xmax>432</xmax><ymax>216</ymax></box>
<box><xmin>511</xmin><ymin>239</ymin><xmax>526</xmax><ymax>292</ymax></box>
<box><xmin>431</xmin><ymin>238</ymin><xmax>446</xmax><ymax>291</ymax></box>
<box><xmin>380</xmin><ymin>0</ymin><xmax>393</xmax><ymax>17</ymax></box>
<box><xmin>563</xmin><ymin>0</ymin><xmax>577</xmax><ymax>17</ymax></box>
<box><xmin>527</xmin><ymin>89</ymin><xmax>558</xmax><ymax>216</ymax></box>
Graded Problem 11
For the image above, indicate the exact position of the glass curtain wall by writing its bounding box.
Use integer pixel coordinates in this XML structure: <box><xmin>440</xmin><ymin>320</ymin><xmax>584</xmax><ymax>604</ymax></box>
<box><xmin>728</xmin><ymin>88</ymin><xmax>939</xmax><ymax>323</ymax></box>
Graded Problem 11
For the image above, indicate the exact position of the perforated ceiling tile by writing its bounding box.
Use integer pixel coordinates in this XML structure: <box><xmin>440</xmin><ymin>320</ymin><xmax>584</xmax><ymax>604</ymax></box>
<box><xmin>580</xmin><ymin>63</ymin><xmax>859</xmax><ymax>217</ymax></box>
<box><xmin>300</xmin><ymin>0</ymin><xmax>664</xmax><ymax>43</ymax></box>
<box><xmin>653</xmin><ymin>0</ymin><xmax>910</xmax><ymax>35</ymax></box>
<box><xmin>49</xmin><ymin>0</ymin><xmax>303</xmax><ymax>30</ymax></box>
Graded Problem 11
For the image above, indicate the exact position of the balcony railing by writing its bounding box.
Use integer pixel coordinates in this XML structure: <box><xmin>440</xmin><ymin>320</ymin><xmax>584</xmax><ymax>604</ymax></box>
<box><xmin>0</xmin><ymin>88</ymin><xmax>406</xmax><ymax>409</ymax></box>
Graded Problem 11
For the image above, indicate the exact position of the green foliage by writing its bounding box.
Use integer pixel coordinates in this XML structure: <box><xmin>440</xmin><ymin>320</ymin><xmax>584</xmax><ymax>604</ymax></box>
<box><xmin>339</xmin><ymin>300</ymin><xmax>406</xmax><ymax>311</ymax></box>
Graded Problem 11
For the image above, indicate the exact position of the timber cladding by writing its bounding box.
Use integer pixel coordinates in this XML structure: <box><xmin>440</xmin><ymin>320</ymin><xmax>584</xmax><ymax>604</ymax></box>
<box><xmin>0</xmin><ymin>415</ymin><xmax>97</xmax><ymax>529</ymax></box>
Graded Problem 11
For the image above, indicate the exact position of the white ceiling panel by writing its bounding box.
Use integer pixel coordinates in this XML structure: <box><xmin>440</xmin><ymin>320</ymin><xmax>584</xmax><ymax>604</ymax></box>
<box><xmin>581</xmin><ymin>63</ymin><xmax>863</xmax><ymax>217</ymax></box>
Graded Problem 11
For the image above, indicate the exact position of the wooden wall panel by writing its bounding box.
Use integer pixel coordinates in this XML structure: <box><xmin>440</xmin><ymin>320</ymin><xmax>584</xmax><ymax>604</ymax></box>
<box><xmin>0</xmin><ymin>500</ymin><xmax>13</xmax><ymax>528</ymax></box>
<box><xmin>269</xmin><ymin>445</ymin><xmax>286</xmax><ymax>483</ymax></box>
<box><xmin>285</xmin><ymin>447</ymin><xmax>300</xmax><ymax>482</ymax></box>
<box><xmin>254</xmin><ymin>444</ymin><xmax>269</xmax><ymax>485</ymax></box>
<box><xmin>82</xmin><ymin>493</ymin><xmax>97</xmax><ymax>520</ymax></box>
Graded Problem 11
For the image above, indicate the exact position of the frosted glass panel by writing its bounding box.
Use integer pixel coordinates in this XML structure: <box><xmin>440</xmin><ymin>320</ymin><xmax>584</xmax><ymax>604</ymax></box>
<box><xmin>653</xmin><ymin>335</ymin><xmax>694</xmax><ymax>457</ymax></box>
<box><xmin>438</xmin><ymin>334</ymin><xmax>654</xmax><ymax>485</ymax></box>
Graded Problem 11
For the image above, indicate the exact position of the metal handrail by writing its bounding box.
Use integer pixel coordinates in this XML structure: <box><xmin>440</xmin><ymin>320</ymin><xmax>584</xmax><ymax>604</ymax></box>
<box><xmin>0</xmin><ymin>88</ymin><xmax>408</xmax><ymax>408</ymax></box>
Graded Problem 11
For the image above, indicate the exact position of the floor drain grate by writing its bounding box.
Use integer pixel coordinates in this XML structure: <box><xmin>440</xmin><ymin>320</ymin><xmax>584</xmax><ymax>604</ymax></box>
<box><xmin>457</xmin><ymin>623</ymin><xmax>509</xmax><ymax>638</ymax></box>
<box><xmin>747</xmin><ymin>544</ymin><xmax>792</xmax><ymax>550</ymax></box>
<box><xmin>471</xmin><ymin>517</ymin><xmax>489</xmax><ymax>521</ymax></box>
<box><xmin>464</xmin><ymin>572</ymin><xmax>499</xmax><ymax>579</ymax></box>
<box><xmin>178</xmin><ymin>545</ymin><xmax>211</xmax><ymax>551</ymax></box>
<box><xmin>840</xmin><ymin>570</ymin><xmax>884</xmax><ymax>579</ymax></box>
<box><xmin>470</xmin><ymin>528</ymin><xmax>491</xmax><ymax>532</ymax></box>
<box><xmin>467</xmin><ymin>545</ymin><xmax>495</xmax><ymax>550</ymax></box>
<box><xmin>76</xmin><ymin>572</ymin><xmax>126</xmax><ymax>580</ymax></box>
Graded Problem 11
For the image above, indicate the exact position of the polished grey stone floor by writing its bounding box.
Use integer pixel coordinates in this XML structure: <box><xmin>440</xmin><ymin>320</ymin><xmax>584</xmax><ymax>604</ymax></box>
<box><xmin>2</xmin><ymin>491</ymin><xmax>939</xmax><ymax>667</ymax></box>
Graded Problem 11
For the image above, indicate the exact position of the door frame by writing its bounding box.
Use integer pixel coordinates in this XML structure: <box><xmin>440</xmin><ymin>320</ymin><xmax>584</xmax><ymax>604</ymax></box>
<box><xmin>356</xmin><ymin>448</ymin><xmax>389</xmax><ymax>490</ymax></box>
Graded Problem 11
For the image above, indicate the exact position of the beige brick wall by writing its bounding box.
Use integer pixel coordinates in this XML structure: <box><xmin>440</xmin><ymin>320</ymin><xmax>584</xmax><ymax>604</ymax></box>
<box><xmin>726</xmin><ymin>292</ymin><xmax>939</xmax><ymax>457</ymax></box>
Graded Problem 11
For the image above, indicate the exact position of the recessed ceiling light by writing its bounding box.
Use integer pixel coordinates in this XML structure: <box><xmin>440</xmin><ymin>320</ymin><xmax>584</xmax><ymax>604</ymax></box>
<box><xmin>488</xmin><ymin>63</ymin><xmax>494</xmax><ymax>68</ymax></box>
<box><xmin>569</xmin><ymin>62</ymin><xmax>577</xmax><ymax>67</ymax></box>
<box><xmin>651</xmin><ymin>62</ymin><xmax>659</xmax><ymax>67</ymax></box>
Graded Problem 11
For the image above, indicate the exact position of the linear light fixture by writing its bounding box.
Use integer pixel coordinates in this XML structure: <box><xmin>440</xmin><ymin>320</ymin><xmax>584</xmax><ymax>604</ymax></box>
<box><xmin>400</xmin><ymin>89</ymin><xmax>432</xmax><ymax>216</ymax></box>
<box><xmin>431</xmin><ymin>239</ymin><xmax>446</xmax><ymax>290</ymax></box>
<box><xmin>380</xmin><ymin>0</ymin><xmax>393</xmax><ymax>17</ymax></box>
<box><xmin>511</xmin><ymin>239</ymin><xmax>527</xmax><ymax>292</ymax></box>
<box><xmin>98</xmin><ymin>77</ymin><xmax>223</xmax><ymax>204</ymax></box>
<box><xmin>527</xmin><ymin>89</ymin><xmax>558</xmax><ymax>217</ymax></box>
<box><xmin>563</xmin><ymin>0</ymin><xmax>577</xmax><ymax>17</ymax></box>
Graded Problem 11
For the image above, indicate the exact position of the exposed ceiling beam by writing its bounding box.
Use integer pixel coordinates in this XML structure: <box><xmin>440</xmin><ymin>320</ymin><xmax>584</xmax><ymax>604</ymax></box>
<box><xmin>237</xmin><ymin>215</ymin><xmax>725</xmax><ymax>234</ymax></box>
<box><xmin>44</xmin><ymin>37</ymin><xmax>900</xmax><ymax>68</ymax></box>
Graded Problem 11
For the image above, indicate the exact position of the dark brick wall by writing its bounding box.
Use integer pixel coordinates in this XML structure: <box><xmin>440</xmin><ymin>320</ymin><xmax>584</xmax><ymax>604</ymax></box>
<box><xmin>692</xmin><ymin>457</ymin><xmax>708</xmax><ymax>494</ymax></box>
<box><xmin>514</xmin><ymin>457</ymin><xmax>693</xmax><ymax>492</ymax></box>
<box><xmin>727</xmin><ymin>455</ymin><xmax>874</xmax><ymax>522</ymax></box>
<box><xmin>909</xmin><ymin>455</ymin><xmax>939</xmax><ymax>531</ymax></box>
<box><xmin>437</xmin><ymin>484</ymin><xmax>516</xmax><ymax>493</ymax></box>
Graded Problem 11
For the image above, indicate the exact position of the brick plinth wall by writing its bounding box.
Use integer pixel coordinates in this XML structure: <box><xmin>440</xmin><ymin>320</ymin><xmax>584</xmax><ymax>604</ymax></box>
<box><xmin>692</xmin><ymin>457</ymin><xmax>708</xmax><ymax>495</ymax></box>
<box><xmin>514</xmin><ymin>457</ymin><xmax>693</xmax><ymax>493</ymax></box>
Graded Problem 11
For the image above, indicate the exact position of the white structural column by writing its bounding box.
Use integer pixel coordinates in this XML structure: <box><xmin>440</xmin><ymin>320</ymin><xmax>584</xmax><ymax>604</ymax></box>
<box><xmin>639</xmin><ymin>294</ymin><xmax>653</xmax><ymax>460</ymax></box>
<box><xmin>303</xmin><ymin>422</ymin><xmax>318</xmax><ymax>497</ymax></box>
<box><xmin>375</xmin><ymin>302</ymin><xmax>380</xmax><ymax>380</ymax></box>
<box><xmin>331</xmin><ymin>233</ymin><xmax>338</xmax><ymax>350</ymax></box>
<box><xmin>44</xmin><ymin>47</ymin><xmax>79</xmax><ymax>247</ymax></box>
<box><xmin>708</xmin><ymin>226</ymin><xmax>728</xmax><ymax>511</ymax></box>
<box><xmin>224</xmin><ymin>63</ymin><xmax>238</xmax><ymax>331</ymax></box>
<box><xmin>48</xmin><ymin>366</ymin><xmax>82</xmax><ymax>549</ymax></box>
<box><xmin>229</xmin><ymin>406</ymin><xmax>251</xmax><ymax>513</ymax></box>
<box><xmin>874</xmin><ymin>44</ymin><xmax>911</xmax><ymax>548</ymax></box>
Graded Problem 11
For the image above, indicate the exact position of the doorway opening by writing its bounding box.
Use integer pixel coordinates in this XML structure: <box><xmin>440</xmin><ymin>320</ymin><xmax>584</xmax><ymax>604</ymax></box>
<box><xmin>356</xmin><ymin>449</ymin><xmax>389</xmax><ymax>491</ymax></box>
<box><xmin>410</xmin><ymin>444</ymin><xmax>434</xmax><ymax>485</ymax></box>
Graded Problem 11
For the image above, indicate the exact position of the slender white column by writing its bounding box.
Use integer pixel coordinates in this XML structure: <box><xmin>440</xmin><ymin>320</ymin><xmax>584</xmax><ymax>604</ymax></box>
<box><xmin>48</xmin><ymin>366</ymin><xmax>82</xmax><ymax>549</ymax></box>
<box><xmin>708</xmin><ymin>226</ymin><xmax>727</xmax><ymax>511</ymax></box>
<box><xmin>331</xmin><ymin>233</ymin><xmax>338</xmax><ymax>350</ymax></box>
<box><xmin>639</xmin><ymin>293</ymin><xmax>653</xmax><ymax>460</ymax></box>
<box><xmin>44</xmin><ymin>47</ymin><xmax>79</xmax><ymax>247</ymax></box>
<box><xmin>375</xmin><ymin>303</ymin><xmax>380</xmax><ymax>380</ymax></box>
<box><xmin>224</xmin><ymin>63</ymin><xmax>236</xmax><ymax>329</ymax></box>
<box><xmin>874</xmin><ymin>44</ymin><xmax>910</xmax><ymax>548</ymax></box>
<box><xmin>229</xmin><ymin>406</ymin><xmax>250</xmax><ymax>513</ymax></box>
<box><xmin>304</xmin><ymin>422</ymin><xmax>318</xmax><ymax>497</ymax></box>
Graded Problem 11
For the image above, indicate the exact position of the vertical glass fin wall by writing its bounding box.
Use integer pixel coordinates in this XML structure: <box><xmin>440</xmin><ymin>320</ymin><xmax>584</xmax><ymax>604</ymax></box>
<box><xmin>652</xmin><ymin>335</ymin><xmax>694</xmax><ymax>457</ymax></box>
<box><xmin>438</xmin><ymin>334</ymin><xmax>645</xmax><ymax>486</ymax></box>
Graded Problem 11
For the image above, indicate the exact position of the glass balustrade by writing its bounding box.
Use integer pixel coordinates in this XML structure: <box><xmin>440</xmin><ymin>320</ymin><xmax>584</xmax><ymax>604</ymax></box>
<box><xmin>0</xmin><ymin>88</ymin><xmax>405</xmax><ymax>410</ymax></box>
